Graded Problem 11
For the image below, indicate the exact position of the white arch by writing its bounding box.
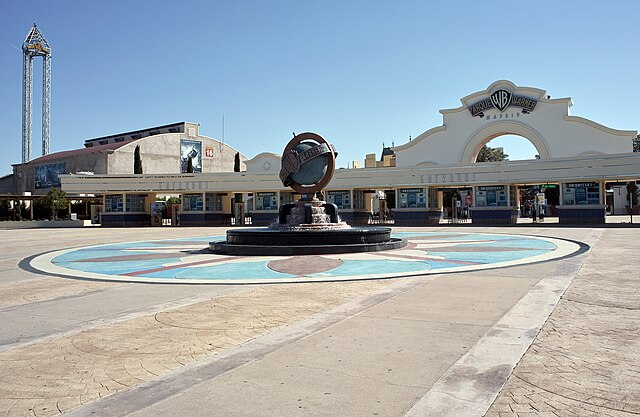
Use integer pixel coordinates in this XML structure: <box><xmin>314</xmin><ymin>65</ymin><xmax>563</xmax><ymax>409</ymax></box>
<box><xmin>460</xmin><ymin>121</ymin><xmax>551</xmax><ymax>165</ymax></box>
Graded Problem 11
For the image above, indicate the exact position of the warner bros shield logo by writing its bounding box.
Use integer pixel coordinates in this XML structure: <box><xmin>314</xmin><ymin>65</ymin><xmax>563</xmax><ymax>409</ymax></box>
<box><xmin>490</xmin><ymin>89</ymin><xmax>512</xmax><ymax>112</ymax></box>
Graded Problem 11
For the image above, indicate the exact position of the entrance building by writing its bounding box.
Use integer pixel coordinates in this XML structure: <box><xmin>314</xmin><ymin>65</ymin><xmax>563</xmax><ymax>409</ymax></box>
<box><xmin>60</xmin><ymin>81</ymin><xmax>640</xmax><ymax>227</ymax></box>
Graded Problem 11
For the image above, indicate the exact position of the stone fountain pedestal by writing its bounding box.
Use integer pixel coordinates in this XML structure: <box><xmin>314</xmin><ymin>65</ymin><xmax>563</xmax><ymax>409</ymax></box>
<box><xmin>210</xmin><ymin>198</ymin><xmax>406</xmax><ymax>256</ymax></box>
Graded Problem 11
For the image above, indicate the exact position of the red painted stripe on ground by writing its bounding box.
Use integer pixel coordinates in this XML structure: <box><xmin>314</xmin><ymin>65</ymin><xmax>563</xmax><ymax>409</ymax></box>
<box><xmin>122</xmin><ymin>256</ymin><xmax>238</xmax><ymax>277</ymax></box>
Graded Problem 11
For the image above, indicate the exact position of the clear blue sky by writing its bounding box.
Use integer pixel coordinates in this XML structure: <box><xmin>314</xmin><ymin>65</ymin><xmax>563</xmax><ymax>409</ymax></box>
<box><xmin>1</xmin><ymin>0</ymin><xmax>639</xmax><ymax>175</ymax></box>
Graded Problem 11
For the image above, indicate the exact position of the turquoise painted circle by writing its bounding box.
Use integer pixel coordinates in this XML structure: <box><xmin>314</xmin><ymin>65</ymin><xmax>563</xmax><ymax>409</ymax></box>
<box><xmin>30</xmin><ymin>232</ymin><xmax>582</xmax><ymax>284</ymax></box>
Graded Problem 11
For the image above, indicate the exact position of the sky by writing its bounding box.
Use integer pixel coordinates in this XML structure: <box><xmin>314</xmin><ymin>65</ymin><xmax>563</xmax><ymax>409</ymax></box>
<box><xmin>1</xmin><ymin>0</ymin><xmax>639</xmax><ymax>175</ymax></box>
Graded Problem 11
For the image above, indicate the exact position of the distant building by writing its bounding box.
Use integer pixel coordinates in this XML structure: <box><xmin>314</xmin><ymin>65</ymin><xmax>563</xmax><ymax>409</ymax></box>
<box><xmin>9</xmin><ymin>122</ymin><xmax>246</xmax><ymax>195</ymax></box>
<box><xmin>364</xmin><ymin>144</ymin><xmax>396</xmax><ymax>168</ymax></box>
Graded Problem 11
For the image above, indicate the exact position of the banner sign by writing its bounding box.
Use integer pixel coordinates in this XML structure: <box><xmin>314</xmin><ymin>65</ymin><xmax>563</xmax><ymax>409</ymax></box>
<box><xmin>180</xmin><ymin>139</ymin><xmax>202</xmax><ymax>173</ymax></box>
<box><xmin>35</xmin><ymin>162</ymin><xmax>66</xmax><ymax>189</ymax></box>
<box><xmin>477</xmin><ymin>186</ymin><xmax>505</xmax><ymax>191</ymax></box>
<box><xmin>565</xmin><ymin>182</ymin><xmax>598</xmax><ymax>188</ymax></box>
<box><xmin>468</xmin><ymin>89</ymin><xmax>537</xmax><ymax>117</ymax></box>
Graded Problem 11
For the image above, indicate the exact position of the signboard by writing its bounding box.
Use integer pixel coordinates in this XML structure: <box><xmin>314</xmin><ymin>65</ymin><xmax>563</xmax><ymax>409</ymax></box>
<box><xmin>398</xmin><ymin>188</ymin><xmax>426</xmax><ymax>208</ymax></box>
<box><xmin>205</xmin><ymin>148</ymin><xmax>214</xmax><ymax>158</ymax></box>
<box><xmin>468</xmin><ymin>89</ymin><xmax>537</xmax><ymax>117</ymax></box>
<box><xmin>151</xmin><ymin>201</ymin><xmax>164</xmax><ymax>226</ymax></box>
<box><xmin>475</xmin><ymin>185</ymin><xmax>508</xmax><ymax>207</ymax></box>
<box><xmin>477</xmin><ymin>186</ymin><xmax>505</xmax><ymax>191</ymax></box>
<box><xmin>563</xmin><ymin>182</ymin><xmax>600</xmax><ymax>205</ymax></box>
<box><xmin>255</xmin><ymin>192</ymin><xmax>277</xmax><ymax>210</ymax></box>
<box><xmin>565</xmin><ymin>182</ymin><xmax>597</xmax><ymax>189</ymax></box>
<box><xmin>180</xmin><ymin>139</ymin><xmax>202</xmax><ymax>173</ymax></box>
<box><xmin>35</xmin><ymin>162</ymin><xmax>66</xmax><ymax>189</ymax></box>
<box><xmin>328</xmin><ymin>191</ymin><xmax>350</xmax><ymax>209</ymax></box>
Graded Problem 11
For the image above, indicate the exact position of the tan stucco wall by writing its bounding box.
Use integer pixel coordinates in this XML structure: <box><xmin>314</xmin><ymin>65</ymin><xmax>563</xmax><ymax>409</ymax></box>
<box><xmin>13</xmin><ymin>151</ymin><xmax>109</xmax><ymax>195</ymax></box>
<box><xmin>108</xmin><ymin>133</ymin><xmax>246</xmax><ymax>175</ymax></box>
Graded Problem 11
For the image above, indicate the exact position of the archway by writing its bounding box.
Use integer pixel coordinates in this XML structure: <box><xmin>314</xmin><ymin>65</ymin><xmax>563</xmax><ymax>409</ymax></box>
<box><xmin>460</xmin><ymin>121</ymin><xmax>551</xmax><ymax>165</ymax></box>
<box><xmin>476</xmin><ymin>134</ymin><xmax>539</xmax><ymax>162</ymax></box>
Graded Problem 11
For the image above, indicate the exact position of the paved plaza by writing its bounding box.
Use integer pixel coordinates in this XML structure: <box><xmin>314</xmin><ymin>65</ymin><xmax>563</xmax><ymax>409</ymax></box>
<box><xmin>0</xmin><ymin>225</ymin><xmax>637</xmax><ymax>416</ymax></box>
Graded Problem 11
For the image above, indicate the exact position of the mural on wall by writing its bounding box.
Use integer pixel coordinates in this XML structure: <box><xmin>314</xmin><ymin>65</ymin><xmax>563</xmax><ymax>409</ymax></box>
<box><xmin>35</xmin><ymin>162</ymin><xmax>66</xmax><ymax>189</ymax></box>
<box><xmin>180</xmin><ymin>139</ymin><xmax>202</xmax><ymax>173</ymax></box>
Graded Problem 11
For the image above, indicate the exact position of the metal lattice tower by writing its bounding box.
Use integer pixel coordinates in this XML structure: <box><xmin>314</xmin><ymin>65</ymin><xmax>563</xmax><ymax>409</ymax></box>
<box><xmin>22</xmin><ymin>24</ymin><xmax>51</xmax><ymax>163</ymax></box>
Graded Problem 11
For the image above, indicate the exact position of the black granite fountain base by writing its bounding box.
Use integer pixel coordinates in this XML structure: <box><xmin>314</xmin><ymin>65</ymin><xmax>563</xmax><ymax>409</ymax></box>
<box><xmin>210</xmin><ymin>227</ymin><xmax>406</xmax><ymax>256</ymax></box>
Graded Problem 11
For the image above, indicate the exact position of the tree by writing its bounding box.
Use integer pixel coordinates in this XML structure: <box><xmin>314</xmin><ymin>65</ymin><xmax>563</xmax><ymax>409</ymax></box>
<box><xmin>186</xmin><ymin>157</ymin><xmax>194</xmax><ymax>173</ymax></box>
<box><xmin>0</xmin><ymin>200</ymin><xmax>10</xmax><ymax>220</ymax></box>
<box><xmin>11</xmin><ymin>201</ymin><xmax>22</xmax><ymax>221</ymax></box>
<box><xmin>476</xmin><ymin>145</ymin><xmax>508</xmax><ymax>162</ymax></box>
<box><xmin>43</xmin><ymin>188</ymin><xmax>69</xmax><ymax>220</ymax></box>
<box><xmin>233</xmin><ymin>153</ymin><xmax>243</xmax><ymax>204</ymax></box>
<box><xmin>134</xmin><ymin>145</ymin><xmax>143</xmax><ymax>174</ymax></box>
<box><xmin>633</xmin><ymin>134</ymin><xmax>640</xmax><ymax>152</ymax></box>
<box><xmin>234</xmin><ymin>152</ymin><xmax>241</xmax><ymax>172</ymax></box>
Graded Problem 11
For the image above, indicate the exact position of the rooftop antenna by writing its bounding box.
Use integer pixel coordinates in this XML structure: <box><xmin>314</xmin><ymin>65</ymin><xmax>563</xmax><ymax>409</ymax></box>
<box><xmin>221</xmin><ymin>113</ymin><xmax>225</xmax><ymax>151</ymax></box>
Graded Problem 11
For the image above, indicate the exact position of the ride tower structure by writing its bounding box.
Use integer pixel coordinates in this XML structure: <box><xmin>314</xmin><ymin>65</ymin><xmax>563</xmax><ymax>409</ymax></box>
<box><xmin>22</xmin><ymin>24</ymin><xmax>51</xmax><ymax>163</ymax></box>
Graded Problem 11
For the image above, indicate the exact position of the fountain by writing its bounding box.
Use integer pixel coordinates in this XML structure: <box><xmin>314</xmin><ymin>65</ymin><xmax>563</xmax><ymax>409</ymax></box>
<box><xmin>210</xmin><ymin>132</ymin><xmax>406</xmax><ymax>256</ymax></box>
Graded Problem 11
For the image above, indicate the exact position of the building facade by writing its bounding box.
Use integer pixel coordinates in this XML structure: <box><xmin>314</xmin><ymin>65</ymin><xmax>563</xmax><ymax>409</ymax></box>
<box><xmin>59</xmin><ymin>81</ymin><xmax>640</xmax><ymax>227</ymax></box>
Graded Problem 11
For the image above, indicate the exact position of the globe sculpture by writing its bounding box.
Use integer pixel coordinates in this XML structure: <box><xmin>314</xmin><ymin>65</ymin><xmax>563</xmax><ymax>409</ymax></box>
<box><xmin>280</xmin><ymin>132</ymin><xmax>335</xmax><ymax>195</ymax></box>
<box><xmin>274</xmin><ymin>132</ymin><xmax>347</xmax><ymax>230</ymax></box>
<box><xmin>210</xmin><ymin>132</ymin><xmax>406</xmax><ymax>256</ymax></box>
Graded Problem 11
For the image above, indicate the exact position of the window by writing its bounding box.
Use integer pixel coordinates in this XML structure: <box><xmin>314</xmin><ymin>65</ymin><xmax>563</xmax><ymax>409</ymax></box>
<box><xmin>563</xmin><ymin>182</ymin><xmax>600</xmax><ymax>205</ymax></box>
<box><xmin>183</xmin><ymin>194</ymin><xmax>203</xmax><ymax>211</ymax></box>
<box><xmin>125</xmin><ymin>194</ymin><xmax>145</xmax><ymax>212</ymax></box>
<box><xmin>255</xmin><ymin>192</ymin><xmax>277</xmax><ymax>210</ymax></box>
<box><xmin>205</xmin><ymin>193</ymin><xmax>223</xmax><ymax>211</ymax></box>
<box><xmin>327</xmin><ymin>191</ymin><xmax>351</xmax><ymax>209</ymax></box>
<box><xmin>428</xmin><ymin>188</ymin><xmax>439</xmax><ymax>208</ymax></box>
<box><xmin>397</xmin><ymin>188</ymin><xmax>426</xmax><ymax>209</ymax></box>
<box><xmin>104</xmin><ymin>195</ymin><xmax>123</xmax><ymax>212</ymax></box>
<box><xmin>475</xmin><ymin>186</ymin><xmax>508</xmax><ymax>207</ymax></box>
<box><xmin>352</xmin><ymin>190</ymin><xmax>365</xmax><ymax>210</ymax></box>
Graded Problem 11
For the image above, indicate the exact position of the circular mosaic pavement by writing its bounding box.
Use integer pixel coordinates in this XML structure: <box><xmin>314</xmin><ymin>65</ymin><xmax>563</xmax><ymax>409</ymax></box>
<box><xmin>29</xmin><ymin>232</ymin><xmax>584</xmax><ymax>284</ymax></box>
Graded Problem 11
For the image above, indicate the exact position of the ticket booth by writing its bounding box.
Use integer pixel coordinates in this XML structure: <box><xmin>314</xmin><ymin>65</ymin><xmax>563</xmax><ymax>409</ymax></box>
<box><xmin>470</xmin><ymin>185</ymin><xmax>519</xmax><ymax>225</ymax></box>
<box><xmin>557</xmin><ymin>182</ymin><xmax>605</xmax><ymax>224</ymax></box>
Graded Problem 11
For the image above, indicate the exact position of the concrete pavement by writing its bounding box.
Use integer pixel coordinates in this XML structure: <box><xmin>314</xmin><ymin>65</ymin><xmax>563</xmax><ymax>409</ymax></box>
<box><xmin>0</xmin><ymin>226</ymin><xmax>636</xmax><ymax>416</ymax></box>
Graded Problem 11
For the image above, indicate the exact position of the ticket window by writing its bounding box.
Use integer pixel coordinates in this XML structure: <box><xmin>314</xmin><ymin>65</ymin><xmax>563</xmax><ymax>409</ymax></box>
<box><xmin>255</xmin><ymin>192</ymin><xmax>277</xmax><ymax>210</ymax></box>
<box><xmin>475</xmin><ymin>186</ymin><xmax>508</xmax><ymax>207</ymax></box>
<box><xmin>397</xmin><ymin>188</ymin><xmax>427</xmax><ymax>208</ymax></box>
<box><xmin>563</xmin><ymin>182</ymin><xmax>600</xmax><ymax>205</ymax></box>
<box><xmin>327</xmin><ymin>191</ymin><xmax>351</xmax><ymax>209</ymax></box>
<box><xmin>182</xmin><ymin>194</ymin><xmax>204</xmax><ymax>211</ymax></box>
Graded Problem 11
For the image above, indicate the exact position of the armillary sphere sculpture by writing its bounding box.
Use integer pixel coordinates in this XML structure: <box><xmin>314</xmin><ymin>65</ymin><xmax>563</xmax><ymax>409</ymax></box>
<box><xmin>279</xmin><ymin>132</ymin><xmax>338</xmax><ymax>196</ymax></box>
